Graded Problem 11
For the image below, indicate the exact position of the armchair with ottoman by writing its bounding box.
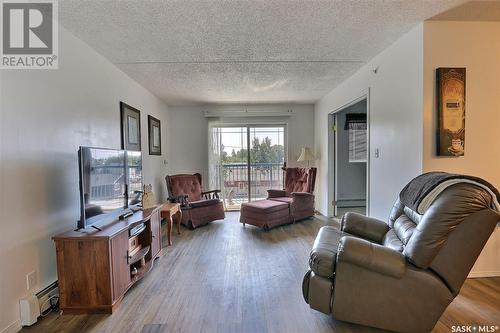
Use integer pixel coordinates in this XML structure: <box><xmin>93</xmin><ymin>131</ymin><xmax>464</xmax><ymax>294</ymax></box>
<box><xmin>302</xmin><ymin>172</ymin><xmax>500</xmax><ymax>332</ymax></box>
<box><xmin>267</xmin><ymin>167</ymin><xmax>317</xmax><ymax>221</ymax></box>
<box><xmin>240</xmin><ymin>167</ymin><xmax>317</xmax><ymax>230</ymax></box>
<box><xmin>166</xmin><ymin>173</ymin><xmax>225</xmax><ymax>229</ymax></box>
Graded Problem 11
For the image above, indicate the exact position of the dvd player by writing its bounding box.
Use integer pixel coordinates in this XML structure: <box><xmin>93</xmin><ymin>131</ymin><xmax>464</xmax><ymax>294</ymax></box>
<box><xmin>129</xmin><ymin>223</ymin><xmax>146</xmax><ymax>237</ymax></box>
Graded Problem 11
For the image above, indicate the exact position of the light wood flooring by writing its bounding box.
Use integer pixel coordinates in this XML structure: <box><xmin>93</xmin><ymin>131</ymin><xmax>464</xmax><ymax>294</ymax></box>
<box><xmin>24</xmin><ymin>212</ymin><xmax>500</xmax><ymax>333</ymax></box>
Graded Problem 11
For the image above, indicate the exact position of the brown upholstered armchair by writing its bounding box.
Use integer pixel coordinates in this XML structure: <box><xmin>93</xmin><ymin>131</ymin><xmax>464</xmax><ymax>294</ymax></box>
<box><xmin>166</xmin><ymin>173</ymin><xmax>225</xmax><ymax>229</ymax></box>
<box><xmin>267</xmin><ymin>167</ymin><xmax>317</xmax><ymax>221</ymax></box>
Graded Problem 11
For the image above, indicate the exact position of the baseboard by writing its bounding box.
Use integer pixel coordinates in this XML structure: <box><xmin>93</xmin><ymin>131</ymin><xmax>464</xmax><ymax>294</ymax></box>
<box><xmin>1</xmin><ymin>320</ymin><xmax>21</xmax><ymax>333</ymax></box>
<box><xmin>468</xmin><ymin>270</ymin><xmax>500</xmax><ymax>278</ymax></box>
<box><xmin>336</xmin><ymin>199</ymin><xmax>366</xmax><ymax>208</ymax></box>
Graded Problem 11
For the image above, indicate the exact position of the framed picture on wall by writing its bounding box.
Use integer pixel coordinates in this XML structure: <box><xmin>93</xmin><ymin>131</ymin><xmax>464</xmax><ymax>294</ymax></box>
<box><xmin>148</xmin><ymin>115</ymin><xmax>162</xmax><ymax>155</ymax></box>
<box><xmin>436</xmin><ymin>67</ymin><xmax>466</xmax><ymax>156</ymax></box>
<box><xmin>120</xmin><ymin>102</ymin><xmax>141</xmax><ymax>151</ymax></box>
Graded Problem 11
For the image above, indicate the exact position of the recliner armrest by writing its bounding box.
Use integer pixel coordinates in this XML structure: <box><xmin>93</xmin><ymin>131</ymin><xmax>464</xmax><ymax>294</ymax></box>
<box><xmin>341</xmin><ymin>212</ymin><xmax>389</xmax><ymax>244</ymax></box>
<box><xmin>189</xmin><ymin>198</ymin><xmax>221</xmax><ymax>208</ymax></box>
<box><xmin>337</xmin><ymin>236</ymin><xmax>406</xmax><ymax>279</ymax></box>
<box><xmin>291</xmin><ymin>192</ymin><xmax>314</xmax><ymax>198</ymax></box>
<box><xmin>309</xmin><ymin>226</ymin><xmax>341</xmax><ymax>278</ymax></box>
<box><xmin>267</xmin><ymin>189</ymin><xmax>287</xmax><ymax>198</ymax></box>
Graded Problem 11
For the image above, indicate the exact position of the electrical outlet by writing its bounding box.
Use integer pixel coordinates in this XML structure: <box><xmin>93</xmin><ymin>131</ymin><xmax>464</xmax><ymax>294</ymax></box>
<box><xmin>26</xmin><ymin>271</ymin><xmax>37</xmax><ymax>291</ymax></box>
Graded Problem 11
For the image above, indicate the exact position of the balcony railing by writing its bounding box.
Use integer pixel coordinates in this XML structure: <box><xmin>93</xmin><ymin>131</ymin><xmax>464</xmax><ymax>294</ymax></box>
<box><xmin>221</xmin><ymin>162</ymin><xmax>284</xmax><ymax>210</ymax></box>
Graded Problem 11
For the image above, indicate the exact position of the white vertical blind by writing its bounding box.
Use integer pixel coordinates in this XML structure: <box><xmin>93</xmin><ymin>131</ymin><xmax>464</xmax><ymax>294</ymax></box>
<box><xmin>348</xmin><ymin>129</ymin><xmax>367</xmax><ymax>163</ymax></box>
<box><xmin>208</xmin><ymin>126</ymin><xmax>223</xmax><ymax>195</ymax></box>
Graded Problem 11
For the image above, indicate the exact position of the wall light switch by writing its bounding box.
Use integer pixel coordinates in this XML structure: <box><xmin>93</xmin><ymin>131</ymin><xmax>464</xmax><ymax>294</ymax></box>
<box><xmin>374</xmin><ymin>148</ymin><xmax>380</xmax><ymax>158</ymax></box>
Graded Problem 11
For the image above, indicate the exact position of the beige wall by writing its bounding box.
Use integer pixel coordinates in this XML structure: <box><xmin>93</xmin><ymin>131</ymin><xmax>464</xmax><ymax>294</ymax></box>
<box><xmin>315</xmin><ymin>20</ymin><xmax>499</xmax><ymax>276</ymax></box>
<box><xmin>167</xmin><ymin>106</ymin><xmax>210</xmax><ymax>183</ymax></box>
<box><xmin>0</xmin><ymin>26</ymin><xmax>170</xmax><ymax>332</ymax></box>
<box><xmin>423</xmin><ymin>21</ymin><xmax>500</xmax><ymax>276</ymax></box>
<box><xmin>315</xmin><ymin>24</ymin><xmax>424</xmax><ymax>219</ymax></box>
<box><xmin>167</xmin><ymin>104</ymin><xmax>315</xmax><ymax>189</ymax></box>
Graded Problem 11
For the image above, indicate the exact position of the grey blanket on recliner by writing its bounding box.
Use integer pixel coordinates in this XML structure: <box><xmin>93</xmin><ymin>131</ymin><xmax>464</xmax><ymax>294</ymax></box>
<box><xmin>399</xmin><ymin>172</ymin><xmax>500</xmax><ymax>214</ymax></box>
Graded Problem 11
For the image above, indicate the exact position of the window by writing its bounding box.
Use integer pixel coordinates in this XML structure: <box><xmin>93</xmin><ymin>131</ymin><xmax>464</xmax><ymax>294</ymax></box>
<box><xmin>349</xmin><ymin>128</ymin><xmax>367</xmax><ymax>163</ymax></box>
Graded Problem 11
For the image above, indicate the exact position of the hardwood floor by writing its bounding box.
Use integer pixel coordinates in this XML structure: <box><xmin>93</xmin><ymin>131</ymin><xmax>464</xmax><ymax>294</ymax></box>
<box><xmin>24</xmin><ymin>212</ymin><xmax>500</xmax><ymax>333</ymax></box>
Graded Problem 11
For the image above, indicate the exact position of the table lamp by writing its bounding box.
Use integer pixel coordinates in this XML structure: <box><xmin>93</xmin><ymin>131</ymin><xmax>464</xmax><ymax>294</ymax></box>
<box><xmin>297</xmin><ymin>147</ymin><xmax>315</xmax><ymax>167</ymax></box>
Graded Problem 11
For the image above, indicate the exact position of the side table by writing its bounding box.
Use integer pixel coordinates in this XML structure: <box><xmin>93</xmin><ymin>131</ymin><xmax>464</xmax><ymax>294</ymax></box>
<box><xmin>160</xmin><ymin>203</ymin><xmax>182</xmax><ymax>246</ymax></box>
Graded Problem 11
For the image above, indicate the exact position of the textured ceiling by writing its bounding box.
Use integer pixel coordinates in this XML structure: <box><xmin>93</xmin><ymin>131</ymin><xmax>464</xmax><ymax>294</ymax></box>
<box><xmin>59</xmin><ymin>0</ymin><xmax>468</xmax><ymax>105</ymax></box>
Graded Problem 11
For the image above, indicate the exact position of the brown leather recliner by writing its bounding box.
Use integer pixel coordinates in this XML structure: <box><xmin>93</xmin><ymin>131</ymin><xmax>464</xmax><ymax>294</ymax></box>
<box><xmin>303</xmin><ymin>182</ymin><xmax>500</xmax><ymax>332</ymax></box>
<box><xmin>166</xmin><ymin>173</ymin><xmax>225</xmax><ymax>229</ymax></box>
<box><xmin>267</xmin><ymin>167</ymin><xmax>317</xmax><ymax>221</ymax></box>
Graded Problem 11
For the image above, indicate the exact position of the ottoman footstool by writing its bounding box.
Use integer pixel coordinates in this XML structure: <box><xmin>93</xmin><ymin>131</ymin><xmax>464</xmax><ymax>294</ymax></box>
<box><xmin>240</xmin><ymin>199</ymin><xmax>291</xmax><ymax>230</ymax></box>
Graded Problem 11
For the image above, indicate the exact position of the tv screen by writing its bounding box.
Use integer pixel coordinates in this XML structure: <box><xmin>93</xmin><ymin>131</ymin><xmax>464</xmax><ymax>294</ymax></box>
<box><xmin>78</xmin><ymin>147</ymin><xmax>142</xmax><ymax>229</ymax></box>
<box><xmin>127</xmin><ymin>150</ymin><xmax>143</xmax><ymax>207</ymax></box>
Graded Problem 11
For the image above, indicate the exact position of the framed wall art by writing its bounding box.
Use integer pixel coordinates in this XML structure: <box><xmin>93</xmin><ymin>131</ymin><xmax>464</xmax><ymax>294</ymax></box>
<box><xmin>120</xmin><ymin>102</ymin><xmax>141</xmax><ymax>151</ymax></box>
<box><xmin>148</xmin><ymin>115</ymin><xmax>162</xmax><ymax>155</ymax></box>
<box><xmin>436</xmin><ymin>67</ymin><xmax>466</xmax><ymax>156</ymax></box>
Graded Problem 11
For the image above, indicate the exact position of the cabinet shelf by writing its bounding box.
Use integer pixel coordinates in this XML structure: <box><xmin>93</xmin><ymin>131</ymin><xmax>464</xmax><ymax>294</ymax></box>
<box><xmin>128</xmin><ymin>246</ymin><xmax>150</xmax><ymax>265</ymax></box>
<box><xmin>131</xmin><ymin>260</ymin><xmax>153</xmax><ymax>283</ymax></box>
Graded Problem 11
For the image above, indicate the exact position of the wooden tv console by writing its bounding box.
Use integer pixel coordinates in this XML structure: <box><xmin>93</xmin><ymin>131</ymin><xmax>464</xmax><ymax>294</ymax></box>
<box><xmin>52</xmin><ymin>206</ymin><xmax>162</xmax><ymax>314</ymax></box>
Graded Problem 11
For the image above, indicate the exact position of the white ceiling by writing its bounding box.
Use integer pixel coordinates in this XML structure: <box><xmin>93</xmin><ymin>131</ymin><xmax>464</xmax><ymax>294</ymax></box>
<box><xmin>59</xmin><ymin>0</ymin><xmax>469</xmax><ymax>106</ymax></box>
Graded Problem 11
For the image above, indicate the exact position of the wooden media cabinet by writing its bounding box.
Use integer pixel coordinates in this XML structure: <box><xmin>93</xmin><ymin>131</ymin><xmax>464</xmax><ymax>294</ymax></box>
<box><xmin>52</xmin><ymin>206</ymin><xmax>162</xmax><ymax>314</ymax></box>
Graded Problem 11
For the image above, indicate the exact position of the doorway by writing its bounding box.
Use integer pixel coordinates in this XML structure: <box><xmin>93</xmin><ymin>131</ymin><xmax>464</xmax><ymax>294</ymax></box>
<box><xmin>328</xmin><ymin>97</ymin><xmax>369</xmax><ymax>217</ymax></box>
<box><xmin>209</xmin><ymin>125</ymin><xmax>286</xmax><ymax>210</ymax></box>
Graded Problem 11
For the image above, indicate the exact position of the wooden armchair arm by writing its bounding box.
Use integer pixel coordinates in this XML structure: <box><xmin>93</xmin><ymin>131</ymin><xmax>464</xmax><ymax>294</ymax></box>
<box><xmin>267</xmin><ymin>189</ymin><xmax>287</xmax><ymax>198</ymax></box>
<box><xmin>201</xmin><ymin>189</ymin><xmax>221</xmax><ymax>199</ymax></box>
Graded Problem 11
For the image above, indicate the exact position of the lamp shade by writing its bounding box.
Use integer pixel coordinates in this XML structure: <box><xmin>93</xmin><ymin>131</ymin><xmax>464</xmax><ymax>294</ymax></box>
<box><xmin>297</xmin><ymin>147</ymin><xmax>315</xmax><ymax>162</ymax></box>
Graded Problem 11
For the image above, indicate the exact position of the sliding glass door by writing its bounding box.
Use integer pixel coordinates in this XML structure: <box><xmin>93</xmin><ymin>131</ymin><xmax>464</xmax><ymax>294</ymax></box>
<box><xmin>209</xmin><ymin>125</ymin><xmax>286</xmax><ymax>210</ymax></box>
<box><xmin>248</xmin><ymin>126</ymin><xmax>285</xmax><ymax>202</ymax></box>
<box><xmin>216</xmin><ymin>127</ymin><xmax>250</xmax><ymax>210</ymax></box>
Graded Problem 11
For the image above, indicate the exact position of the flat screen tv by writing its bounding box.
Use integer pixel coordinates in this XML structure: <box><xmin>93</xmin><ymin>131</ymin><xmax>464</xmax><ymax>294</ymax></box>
<box><xmin>126</xmin><ymin>150</ymin><xmax>143</xmax><ymax>207</ymax></box>
<box><xmin>78</xmin><ymin>147</ymin><xmax>142</xmax><ymax>229</ymax></box>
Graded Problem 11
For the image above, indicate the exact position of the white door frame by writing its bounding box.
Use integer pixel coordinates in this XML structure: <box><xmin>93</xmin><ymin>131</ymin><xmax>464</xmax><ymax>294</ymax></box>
<box><xmin>328</xmin><ymin>90</ymin><xmax>371</xmax><ymax>217</ymax></box>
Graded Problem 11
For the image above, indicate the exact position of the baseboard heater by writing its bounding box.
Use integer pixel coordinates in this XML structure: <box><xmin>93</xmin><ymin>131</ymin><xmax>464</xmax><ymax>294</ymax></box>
<box><xmin>36</xmin><ymin>281</ymin><xmax>59</xmax><ymax>313</ymax></box>
<box><xmin>20</xmin><ymin>281</ymin><xmax>59</xmax><ymax>326</ymax></box>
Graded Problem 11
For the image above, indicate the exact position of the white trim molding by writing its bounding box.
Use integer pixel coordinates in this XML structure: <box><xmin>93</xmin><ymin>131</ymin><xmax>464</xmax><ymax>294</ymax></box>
<box><xmin>204</xmin><ymin>104</ymin><xmax>295</xmax><ymax>118</ymax></box>
<box><xmin>204</xmin><ymin>109</ymin><xmax>294</xmax><ymax>118</ymax></box>
<box><xmin>468</xmin><ymin>271</ymin><xmax>500</xmax><ymax>278</ymax></box>
<box><xmin>1</xmin><ymin>320</ymin><xmax>21</xmax><ymax>333</ymax></box>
